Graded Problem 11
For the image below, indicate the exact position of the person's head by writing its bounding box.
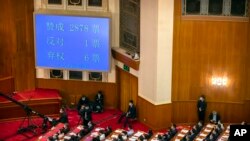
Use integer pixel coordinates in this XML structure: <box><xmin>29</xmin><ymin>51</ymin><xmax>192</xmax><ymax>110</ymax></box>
<box><xmin>199</xmin><ymin>95</ymin><xmax>205</xmax><ymax>101</ymax></box>
<box><xmin>171</xmin><ymin>123</ymin><xmax>176</xmax><ymax>129</ymax></box>
<box><xmin>148</xmin><ymin>129</ymin><xmax>153</xmax><ymax>135</ymax></box>
<box><xmin>209</xmin><ymin>134</ymin><xmax>214</xmax><ymax>139</ymax></box>
<box><xmin>107</xmin><ymin>126</ymin><xmax>112</xmax><ymax>131</ymax></box>
<box><xmin>81</xmin><ymin>96</ymin><xmax>86</xmax><ymax>101</ymax></box>
<box><xmin>64</xmin><ymin>123</ymin><xmax>69</xmax><ymax>129</ymax></box>
<box><xmin>198</xmin><ymin>121</ymin><xmax>203</xmax><ymax>126</ymax></box>
<box><xmin>60</xmin><ymin>107</ymin><xmax>65</xmax><ymax>113</ymax></box>
<box><xmin>241</xmin><ymin>121</ymin><xmax>247</xmax><ymax>125</ymax></box>
<box><xmin>129</xmin><ymin>100</ymin><xmax>133</xmax><ymax>106</ymax></box>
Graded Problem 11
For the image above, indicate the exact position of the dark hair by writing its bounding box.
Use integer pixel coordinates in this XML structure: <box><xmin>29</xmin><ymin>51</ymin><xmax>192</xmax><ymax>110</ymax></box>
<box><xmin>129</xmin><ymin>100</ymin><xmax>133</xmax><ymax>103</ymax></box>
<box><xmin>172</xmin><ymin>123</ymin><xmax>176</xmax><ymax>128</ymax></box>
<box><xmin>200</xmin><ymin>95</ymin><xmax>205</xmax><ymax>99</ymax></box>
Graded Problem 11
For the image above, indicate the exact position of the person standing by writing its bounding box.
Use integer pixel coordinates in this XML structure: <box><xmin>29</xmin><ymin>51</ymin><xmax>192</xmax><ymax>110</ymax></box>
<box><xmin>197</xmin><ymin>95</ymin><xmax>207</xmax><ymax>122</ymax></box>
<box><xmin>79</xmin><ymin>105</ymin><xmax>92</xmax><ymax>126</ymax></box>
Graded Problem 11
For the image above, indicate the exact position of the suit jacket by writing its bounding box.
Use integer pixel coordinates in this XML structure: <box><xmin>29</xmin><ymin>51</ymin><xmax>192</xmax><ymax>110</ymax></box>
<box><xmin>58</xmin><ymin>112</ymin><xmax>68</xmax><ymax>124</ymax></box>
<box><xmin>209</xmin><ymin>113</ymin><xmax>221</xmax><ymax>123</ymax></box>
<box><xmin>80</xmin><ymin>108</ymin><xmax>92</xmax><ymax>121</ymax></box>
<box><xmin>197</xmin><ymin>100</ymin><xmax>207</xmax><ymax>112</ymax></box>
<box><xmin>127</xmin><ymin>105</ymin><xmax>136</xmax><ymax>119</ymax></box>
<box><xmin>95</xmin><ymin>94</ymin><xmax>104</xmax><ymax>106</ymax></box>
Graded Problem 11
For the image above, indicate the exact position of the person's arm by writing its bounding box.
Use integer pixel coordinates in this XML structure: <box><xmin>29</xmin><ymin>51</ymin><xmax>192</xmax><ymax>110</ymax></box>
<box><xmin>129</xmin><ymin>106</ymin><xmax>136</xmax><ymax>118</ymax></box>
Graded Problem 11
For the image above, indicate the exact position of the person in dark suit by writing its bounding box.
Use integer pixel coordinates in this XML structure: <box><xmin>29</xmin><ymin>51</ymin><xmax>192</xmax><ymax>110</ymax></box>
<box><xmin>209</xmin><ymin>111</ymin><xmax>221</xmax><ymax>124</ymax></box>
<box><xmin>93</xmin><ymin>91</ymin><xmax>104</xmax><ymax>113</ymax></box>
<box><xmin>118</xmin><ymin>100</ymin><xmax>136</xmax><ymax>128</ymax></box>
<box><xmin>79</xmin><ymin>105</ymin><xmax>92</xmax><ymax>126</ymax></box>
<box><xmin>77</xmin><ymin>96</ymin><xmax>89</xmax><ymax>111</ymax></box>
<box><xmin>197</xmin><ymin>95</ymin><xmax>207</xmax><ymax>122</ymax></box>
<box><xmin>58</xmin><ymin>107</ymin><xmax>68</xmax><ymax>123</ymax></box>
<box><xmin>168</xmin><ymin>123</ymin><xmax>177</xmax><ymax>137</ymax></box>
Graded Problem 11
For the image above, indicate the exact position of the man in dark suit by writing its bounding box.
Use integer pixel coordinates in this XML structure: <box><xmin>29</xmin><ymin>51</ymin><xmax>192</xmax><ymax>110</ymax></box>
<box><xmin>118</xmin><ymin>100</ymin><xmax>136</xmax><ymax>128</ymax></box>
<box><xmin>79</xmin><ymin>105</ymin><xmax>92</xmax><ymax>126</ymax></box>
<box><xmin>209</xmin><ymin>111</ymin><xmax>221</xmax><ymax>124</ymax></box>
<box><xmin>197</xmin><ymin>95</ymin><xmax>207</xmax><ymax>122</ymax></box>
<box><xmin>77</xmin><ymin>96</ymin><xmax>89</xmax><ymax>111</ymax></box>
<box><xmin>50</xmin><ymin>107</ymin><xmax>69</xmax><ymax>126</ymax></box>
<box><xmin>93</xmin><ymin>91</ymin><xmax>104</xmax><ymax>113</ymax></box>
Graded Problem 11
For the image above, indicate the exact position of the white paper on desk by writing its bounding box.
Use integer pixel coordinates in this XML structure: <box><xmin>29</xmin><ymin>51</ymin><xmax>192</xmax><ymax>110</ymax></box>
<box><xmin>95</xmin><ymin>128</ymin><xmax>103</xmax><ymax>131</ymax></box>
<box><xmin>151</xmin><ymin>139</ymin><xmax>159</xmax><ymax>141</ymax></box>
<box><xmin>175</xmin><ymin>139</ymin><xmax>180</xmax><ymax>141</ymax></box>
<box><xmin>196</xmin><ymin>138</ymin><xmax>203</xmax><ymax>141</ymax></box>
<box><xmin>182</xmin><ymin>129</ymin><xmax>189</xmax><ymax>133</ymax></box>
<box><xmin>105</xmin><ymin>139</ymin><xmax>112</xmax><ymax>141</ymax></box>
<box><xmin>129</xmin><ymin>136</ymin><xmax>137</xmax><ymax>141</ymax></box>
<box><xmin>204</xmin><ymin>129</ymin><xmax>212</xmax><ymax>132</ymax></box>
<box><xmin>206</xmin><ymin>124</ymin><xmax>213</xmax><ymax>128</ymax></box>
<box><xmin>64</xmin><ymin>136</ymin><xmax>71</xmax><ymax>140</ymax></box>
<box><xmin>134</xmin><ymin>131</ymin><xmax>143</xmax><ymax>137</ymax></box>
<box><xmin>115</xmin><ymin>130</ymin><xmax>123</xmax><ymax>133</ymax></box>
<box><xmin>91</xmin><ymin>132</ymin><xmax>99</xmax><ymax>137</ymax></box>
<box><xmin>222</xmin><ymin>135</ymin><xmax>229</xmax><ymax>138</ymax></box>
<box><xmin>111</xmin><ymin>135</ymin><xmax>118</xmax><ymax>138</ymax></box>
<box><xmin>200</xmin><ymin>133</ymin><xmax>207</xmax><ymax>137</ymax></box>
<box><xmin>69</xmin><ymin>132</ymin><xmax>76</xmax><ymax>136</ymax></box>
<box><xmin>178</xmin><ymin>133</ymin><xmax>185</xmax><ymax>137</ymax></box>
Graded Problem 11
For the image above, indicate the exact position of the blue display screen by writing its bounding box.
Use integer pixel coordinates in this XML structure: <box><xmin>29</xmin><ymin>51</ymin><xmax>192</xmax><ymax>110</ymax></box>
<box><xmin>34</xmin><ymin>14</ymin><xmax>110</xmax><ymax>72</ymax></box>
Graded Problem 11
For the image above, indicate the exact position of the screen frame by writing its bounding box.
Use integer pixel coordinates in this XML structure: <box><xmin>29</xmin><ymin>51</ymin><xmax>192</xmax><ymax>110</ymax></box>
<box><xmin>33</xmin><ymin>9</ymin><xmax>112</xmax><ymax>72</ymax></box>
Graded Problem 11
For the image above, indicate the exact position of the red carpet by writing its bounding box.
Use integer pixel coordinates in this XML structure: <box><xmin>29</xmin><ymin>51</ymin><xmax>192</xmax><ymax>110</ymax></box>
<box><xmin>0</xmin><ymin>109</ymin><xmax>149</xmax><ymax>141</ymax></box>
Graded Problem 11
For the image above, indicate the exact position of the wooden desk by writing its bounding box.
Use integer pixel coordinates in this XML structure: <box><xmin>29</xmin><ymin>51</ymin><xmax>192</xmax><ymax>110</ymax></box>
<box><xmin>217</xmin><ymin>125</ymin><xmax>230</xmax><ymax>141</ymax></box>
<box><xmin>81</xmin><ymin>127</ymin><xmax>104</xmax><ymax>141</ymax></box>
<box><xmin>128</xmin><ymin>130</ymin><xmax>146</xmax><ymax>141</ymax></box>
<box><xmin>105</xmin><ymin>129</ymin><xmax>126</xmax><ymax>141</ymax></box>
<box><xmin>63</xmin><ymin>125</ymin><xmax>83</xmax><ymax>140</ymax></box>
<box><xmin>37</xmin><ymin>123</ymin><xmax>65</xmax><ymax>141</ymax></box>
<box><xmin>194</xmin><ymin>123</ymin><xmax>215</xmax><ymax>141</ymax></box>
<box><xmin>149</xmin><ymin>133</ymin><xmax>164</xmax><ymax>141</ymax></box>
<box><xmin>171</xmin><ymin>127</ymin><xmax>190</xmax><ymax>141</ymax></box>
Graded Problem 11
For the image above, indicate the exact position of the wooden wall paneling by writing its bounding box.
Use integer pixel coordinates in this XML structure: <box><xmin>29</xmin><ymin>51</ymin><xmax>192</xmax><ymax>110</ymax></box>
<box><xmin>137</xmin><ymin>96</ymin><xmax>172</xmax><ymax>130</ymax></box>
<box><xmin>0</xmin><ymin>76</ymin><xmax>14</xmax><ymax>94</ymax></box>
<box><xmin>12</xmin><ymin>0</ymin><xmax>35</xmax><ymax>91</ymax></box>
<box><xmin>247</xmin><ymin>6</ymin><xmax>250</xmax><ymax>100</ymax></box>
<box><xmin>119</xmin><ymin>67</ymin><xmax>131</xmax><ymax>112</ymax></box>
<box><xmin>0</xmin><ymin>0</ymin><xmax>14</xmax><ymax>77</ymax></box>
<box><xmin>116</xmin><ymin>66</ymin><xmax>138</xmax><ymax>112</ymax></box>
<box><xmin>244</xmin><ymin>100</ymin><xmax>250</xmax><ymax>122</ymax></box>
<box><xmin>36</xmin><ymin>78</ymin><xmax>118</xmax><ymax>109</ymax></box>
<box><xmin>172</xmin><ymin>101</ymin><xmax>246</xmax><ymax>124</ymax></box>
<box><xmin>0</xmin><ymin>0</ymin><xmax>35</xmax><ymax>90</ymax></box>
<box><xmin>172</xmin><ymin>0</ymin><xmax>249</xmax><ymax>123</ymax></box>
